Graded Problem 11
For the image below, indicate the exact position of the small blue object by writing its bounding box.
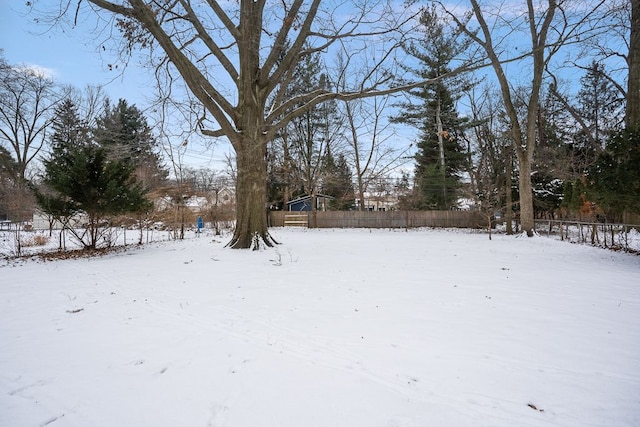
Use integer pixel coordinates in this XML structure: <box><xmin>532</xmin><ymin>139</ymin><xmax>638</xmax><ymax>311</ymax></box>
<box><xmin>197</xmin><ymin>216</ymin><xmax>203</xmax><ymax>229</ymax></box>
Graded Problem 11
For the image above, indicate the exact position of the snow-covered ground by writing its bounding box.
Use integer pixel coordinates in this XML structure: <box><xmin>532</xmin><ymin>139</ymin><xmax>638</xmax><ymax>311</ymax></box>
<box><xmin>1</xmin><ymin>228</ymin><xmax>639</xmax><ymax>426</ymax></box>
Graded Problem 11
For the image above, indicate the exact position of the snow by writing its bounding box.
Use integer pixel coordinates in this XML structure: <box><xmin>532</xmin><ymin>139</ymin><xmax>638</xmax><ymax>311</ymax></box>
<box><xmin>1</xmin><ymin>228</ymin><xmax>639</xmax><ymax>426</ymax></box>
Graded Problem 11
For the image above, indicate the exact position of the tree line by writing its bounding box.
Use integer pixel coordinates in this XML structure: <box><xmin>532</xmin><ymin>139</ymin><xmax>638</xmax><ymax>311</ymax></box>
<box><xmin>264</xmin><ymin>0</ymin><xmax>638</xmax><ymax>230</ymax></box>
<box><xmin>2</xmin><ymin>0</ymin><xmax>639</xmax><ymax>250</ymax></box>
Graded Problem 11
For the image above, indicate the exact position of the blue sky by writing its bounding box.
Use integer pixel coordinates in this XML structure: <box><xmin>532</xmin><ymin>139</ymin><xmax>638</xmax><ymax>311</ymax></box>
<box><xmin>0</xmin><ymin>3</ymin><xmax>233</xmax><ymax>171</ymax></box>
<box><xmin>0</xmin><ymin>2</ymin><xmax>151</xmax><ymax>106</ymax></box>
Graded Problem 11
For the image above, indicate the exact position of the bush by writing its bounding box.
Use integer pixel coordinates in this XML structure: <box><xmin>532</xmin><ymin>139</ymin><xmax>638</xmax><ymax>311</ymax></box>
<box><xmin>20</xmin><ymin>234</ymin><xmax>50</xmax><ymax>247</ymax></box>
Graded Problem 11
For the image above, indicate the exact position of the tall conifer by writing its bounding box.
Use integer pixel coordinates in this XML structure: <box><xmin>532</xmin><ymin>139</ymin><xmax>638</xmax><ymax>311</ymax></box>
<box><xmin>393</xmin><ymin>6</ymin><xmax>472</xmax><ymax>209</ymax></box>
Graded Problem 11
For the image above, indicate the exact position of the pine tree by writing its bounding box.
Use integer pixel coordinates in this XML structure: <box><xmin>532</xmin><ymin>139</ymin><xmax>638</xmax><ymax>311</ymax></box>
<box><xmin>392</xmin><ymin>6</ymin><xmax>472</xmax><ymax>209</ymax></box>
<box><xmin>0</xmin><ymin>145</ymin><xmax>18</xmax><ymax>184</ymax></box>
<box><xmin>588</xmin><ymin>129</ymin><xmax>640</xmax><ymax>219</ymax></box>
<box><xmin>33</xmin><ymin>99</ymin><xmax>87</xmax><ymax>225</ymax></box>
<box><xmin>576</xmin><ymin>62</ymin><xmax>624</xmax><ymax>148</ymax></box>
<box><xmin>559</xmin><ymin>63</ymin><xmax>625</xmax><ymax>219</ymax></box>
<box><xmin>94</xmin><ymin>99</ymin><xmax>167</xmax><ymax>191</ymax></box>
<box><xmin>36</xmin><ymin>99</ymin><xmax>150</xmax><ymax>250</ymax></box>
<box><xmin>50</xmin><ymin>99</ymin><xmax>88</xmax><ymax>153</ymax></box>
<box><xmin>0</xmin><ymin>145</ymin><xmax>20</xmax><ymax>220</ymax></box>
<box><xmin>531</xmin><ymin>95</ymin><xmax>569</xmax><ymax>218</ymax></box>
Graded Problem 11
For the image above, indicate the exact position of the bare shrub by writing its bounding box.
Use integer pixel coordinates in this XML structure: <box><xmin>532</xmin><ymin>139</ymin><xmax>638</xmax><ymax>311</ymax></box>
<box><xmin>20</xmin><ymin>233</ymin><xmax>50</xmax><ymax>247</ymax></box>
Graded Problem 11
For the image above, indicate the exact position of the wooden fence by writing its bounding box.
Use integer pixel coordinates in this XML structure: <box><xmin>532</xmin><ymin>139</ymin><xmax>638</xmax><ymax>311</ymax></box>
<box><xmin>270</xmin><ymin>210</ymin><xmax>485</xmax><ymax>229</ymax></box>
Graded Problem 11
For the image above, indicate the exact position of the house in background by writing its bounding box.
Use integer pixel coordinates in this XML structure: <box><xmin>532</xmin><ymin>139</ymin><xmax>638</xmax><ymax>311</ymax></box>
<box><xmin>287</xmin><ymin>194</ymin><xmax>334</xmax><ymax>211</ymax></box>
<box><xmin>355</xmin><ymin>191</ymin><xmax>399</xmax><ymax>212</ymax></box>
<box><xmin>214</xmin><ymin>187</ymin><xmax>235</xmax><ymax>206</ymax></box>
<box><xmin>32</xmin><ymin>210</ymin><xmax>87</xmax><ymax>230</ymax></box>
<box><xmin>184</xmin><ymin>195</ymin><xmax>210</xmax><ymax>213</ymax></box>
<box><xmin>154</xmin><ymin>186</ymin><xmax>236</xmax><ymax>214</ymax></box>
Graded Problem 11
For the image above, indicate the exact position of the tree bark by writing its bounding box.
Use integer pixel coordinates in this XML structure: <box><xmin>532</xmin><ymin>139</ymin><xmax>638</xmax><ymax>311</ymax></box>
<box><xmin>435</xmin><ymin>97</ymin><xmax>447</xmax><ymax>202</ymax></box>
<box><xmin>516</xmin><ymin>149</ymin><xmax>535</xmax><ymax>235</ymax></box>
<box><xmin>282</xmin><ymin>132</ymin><xmax>291</xmax><ymax>209</ymax></box>
<box><xmin>505</xmin><ymin>143</ymin><xmax>513</xmax><ymax>235</ymax></box>
<box><xmin>229</xmin><ymin>134</ymin><xmax>275</xmax><ymax>249</ymax></box>
<box><xmin>628</xmin><ymin>0</ymin><xmax>640</xmax><ymax>130</ymax></box>
<box><xmin>344</xmin><ymin>101</ymin><xmax>367</xmax><ymax>211</ymax></box>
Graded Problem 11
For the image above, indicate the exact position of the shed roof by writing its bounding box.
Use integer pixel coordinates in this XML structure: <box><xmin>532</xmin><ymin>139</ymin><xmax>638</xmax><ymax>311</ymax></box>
<box><xmin>286</xmin><ymin>194</ymin><xmax>335</xmax><ymax>205</ymax></box>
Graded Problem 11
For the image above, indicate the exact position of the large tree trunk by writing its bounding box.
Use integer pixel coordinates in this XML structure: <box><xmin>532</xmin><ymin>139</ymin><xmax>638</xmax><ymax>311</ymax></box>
<box><xmin>505</xmin><ymin>143</ymin><xmax>513</xmax><ymax>235</ymax></box>
<box><xmin>628</xmin><ymin>0</ymin><xmax>640</xmax><ymax>130</ymax></box>
<box><xmin>345</xmin><ymin>101</ymin><xmax>367</xmax><ymax>211</ymax></box>
<box><xmin>228</xmin><ymin>134</ymin><xmax>276</xmax><ymax>250</ymax></box>
<box><xmin>352</xmin><ymin>131</ymin><xmax>367</xmax><ymax>212</ymax></box>
<box><xmin>357</xmin><ymin>174</ymin><xmax>366</xmax><ymax>211</ymax></box>
<box><xmin>516</xmin><ymin>151</ymin><xmax>535</xmax><ymax>236</ymax></box>
<box><xmin>228</xmin><ymin>0</ymin><xmax>276</xmax><ymax>249</ymax></box>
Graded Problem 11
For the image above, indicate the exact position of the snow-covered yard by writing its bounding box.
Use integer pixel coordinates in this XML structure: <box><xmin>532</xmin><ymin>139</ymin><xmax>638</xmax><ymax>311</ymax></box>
<box><xmin>1</xmin><ymin>228</ymin><xmax>639</xmax><ymax>426</ymax></box>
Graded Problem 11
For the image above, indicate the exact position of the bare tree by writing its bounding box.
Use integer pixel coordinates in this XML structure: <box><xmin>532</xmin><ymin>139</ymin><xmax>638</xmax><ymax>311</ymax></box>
<box><xmin>343</xmin><ymin>95</ymin><xmax>412</xmax><ymax>211</ymax></box>
<box><xmin>0</xmin><ymin>56</ymin><xmax>63</xmax><ymax>180</ymax></box>
<box><xmin>546</xmin><ymin>0</ymin><xmax>630</xmax><ymax>143</ymax></box>
<box><xmin>467</xmin><ymin>84</ymin><xmax>514</xmax><ymax>234</ymax></box>
<box><xmin>41</xmin><ymin>0</ymin><xmax>458</xmax><ymax>248</ymax></box>
<box><xmin>442</xmin><ymin>0</ymin><xmax>605</xmax><ymax>236</ymax></box>
<box><xmin>587</xmin><ymin>0</ymin><xmax>640</xmax><ymax>129</ymax></box>
<box><xmin>157</xmin><ymin>123</ymin><xmax>192</xmax><ymax>240</ymax></box>
<box><xmin>330</xmin><ymin>47</ymin><xmax>410</xmax><ymax>211</ymax></box>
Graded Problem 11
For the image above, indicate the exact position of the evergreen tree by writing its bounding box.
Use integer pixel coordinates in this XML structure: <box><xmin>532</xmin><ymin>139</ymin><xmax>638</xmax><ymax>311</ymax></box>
<box><xmin>531</xmin><ymin>94</ymin><xmax>570</xmax><ymax>218</ymax></box>
<box><xmin>50</xmin><ymin>99</ymin><xmax>88</xmax><ymax>153</ymax></box>
<box><xmin>392</xmin><ymin>6</ymin><xmax>472</xmax><ymax>209</ymax></box>
<box><xmin>94</xmin><ymin>99</ymin><xmax>167</xmax><ymax>191</ymax></box>
<box><xmin>0</xmin><ymin>145</ymin><xmax>19</xmax><ymax>219</ymax></box>
<box><xmin>0</xmin><ymin>145</ymin><xmax>18</xmax><ymax>183</ymax></box>
<box><xmin>413</xmin><ymin>121</ymin><xmax>468</xmax><ymax>209</ymax></box>
<box><xmin>588</xmin><ymin>129</ymin><xmax>640</xmax><ymax>219</ymax></box>
<box><xmin>576</xmin><ymin>61</ymin><xmax>624</xmax><ymax>148</ymax></box>
<box><xmin>559</xmin><ymin>63</ymin><xmax>625</xmax><ymax>218</ymax></box>
<box><xmin>32</xmin><ymin>99</ymin><xmax>87</xmax><ymax>227</ymax></box>
<box><xmin>35</xmin><ymin>99</ymin><xmax>150</xmax><ymax>250</ymax></box>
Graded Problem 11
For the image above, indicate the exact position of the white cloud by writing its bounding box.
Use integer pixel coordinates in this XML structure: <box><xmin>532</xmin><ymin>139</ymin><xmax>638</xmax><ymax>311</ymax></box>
<box><xmin>12</xmin><ymin>63</ymin><xmax>56</xmax><ymax>79</ymax></box>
